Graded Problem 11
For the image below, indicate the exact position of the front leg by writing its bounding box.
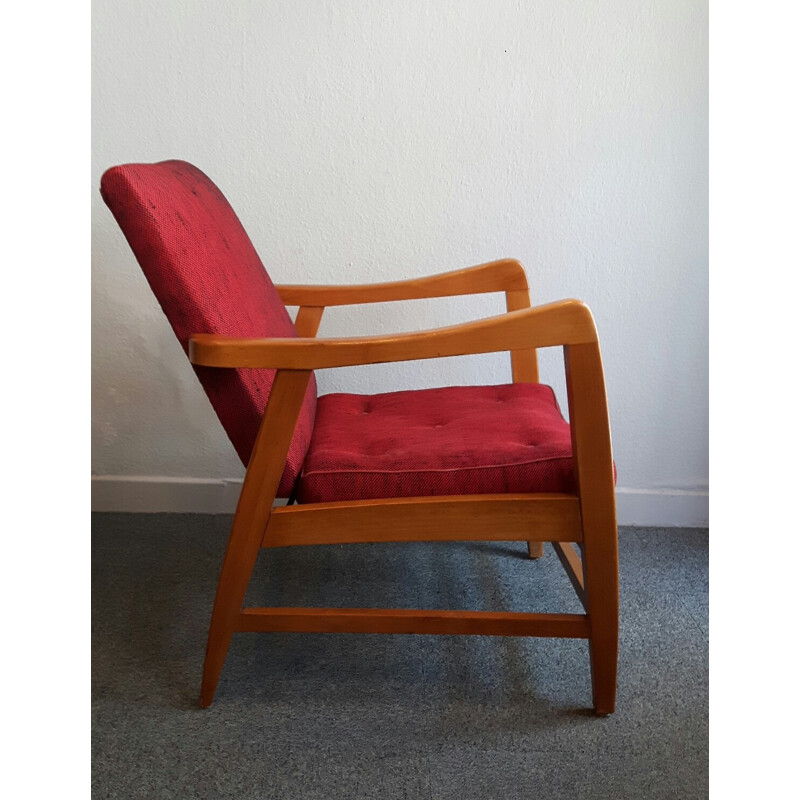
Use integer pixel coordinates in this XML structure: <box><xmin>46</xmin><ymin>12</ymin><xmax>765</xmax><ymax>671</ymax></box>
<box><xmin>200</xmin><ymin>370</ymin><xmax>312</xmax><ymax>707</ymax></box>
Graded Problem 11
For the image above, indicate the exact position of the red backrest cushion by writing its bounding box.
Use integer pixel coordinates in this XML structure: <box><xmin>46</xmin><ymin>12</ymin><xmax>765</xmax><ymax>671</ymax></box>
<box><xmin>100</xmin><ymin>160</ymin><xmax>317</xmax><ymax>497</ymax></box>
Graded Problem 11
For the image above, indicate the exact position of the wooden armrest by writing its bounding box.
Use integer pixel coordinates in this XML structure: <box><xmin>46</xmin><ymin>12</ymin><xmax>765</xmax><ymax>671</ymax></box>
<box><xmin>274</xmin><ymin>259</ymin><xmax>528</xmax><ymax>306</ymax></box>
<box><xmin>189</xmin><ymin>299</ymin><xmax>598</xmax><ymax>369</ymax></box>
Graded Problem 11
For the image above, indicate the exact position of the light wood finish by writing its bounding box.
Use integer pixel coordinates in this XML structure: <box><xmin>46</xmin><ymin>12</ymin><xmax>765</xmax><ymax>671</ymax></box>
<box><xmin>507</xmin><ymin>281</ymin><xmax>541</xmax><ymax>563</ymax></box>
<box><xmin>552</xmin><ymin>541</ymin><xmax>587</xmax><ymax>611</ymax></box>
<box><xmin>504</xmin><ymin>287</ymin><xmax>543</xmax><ymax>558</ymax></box>
<box><xmin>199</xmin><ymin>369</ymin><xmax>312</xmax><ymax>708</ymax></box>
<box><xmin>188</xmin><ymin>261</ymin><xmax>617</xmax><ymax>715</ymax></box>
<box><xmin>526</xmin><ymin>542</ymin><xmax>545</xmax><ymax>559</ymax></box>
<box><xmin>236</xmin><ymin>607</ymin><xmax>590</xmax><ymax>638</ymax></box>
<box><xmin>293</xmin><ymin>306</ymin><xmax>324</xmax><ymax>337</ymax></box>
<box><xmin>564</xmin><ymin>342</ymin><xmax>619</xmax><ymax>715</ymax></box>
<box><xmin>505</xmin><ymin>289</ymin><xmax>539</xmax><ymax>384</ymax></box>
<box><xmin>287</xmin><ymin>265</ymin><xmax>544</xmax><ymax>569</ymax></box>
<box><xmin>526</xmin><ymin>543</ymin><xmax>545</xmax><ymax>558</ymax></box>
<box><xmin>189</xmin><ymin>300</ymin><xmax>597</xmax><ymax>369</ymax></box>
<box><xmin>276</xmin><ymin>258</ymin><xmax>528</xmax><ymax>306</ymax></box>
<box><xmin>262</xmin><ymin>494</ymin><xmax>582</xmax><ymax>548</ymax></box>
<box><xmin>285</xmin><ymin>265</ymin><xmax>545</xmax><ymax>567</ymax></box>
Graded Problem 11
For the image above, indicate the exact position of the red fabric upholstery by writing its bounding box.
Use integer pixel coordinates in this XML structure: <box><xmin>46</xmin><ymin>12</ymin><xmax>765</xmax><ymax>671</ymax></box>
<box><xmin>296</xmin><ymin>383</ymin><xmax>576</xmax><ymax>503</ymax></box>
<box><xmin>100</xmin><ymin>160</ymin><xmax>317</xmax><ymax>496</ymax></box>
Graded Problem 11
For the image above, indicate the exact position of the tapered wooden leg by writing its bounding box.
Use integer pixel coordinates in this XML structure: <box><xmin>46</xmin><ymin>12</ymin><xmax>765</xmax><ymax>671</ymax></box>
<box><xmin>563</xmin><ymin>341</ymin><xmax>618</xmax><ymax>715</ymax></box>
<box><xmin>200</xmin><ymin>370</ymin><xmax>312</xmax><ymax>708</ymax></box>
<box><xmin>581</xmin><ymin>531</ymin><xmax>619</xmax><ymax>715</ymax></box>
<box><xmin>200</xmin><ymin>502</ymin><xmax>272</xmax><ymax>707</ymax></box>
<box><xmin>526</xmin><ymin>541</ymin><xmax>544</xmax><ymax>559</ymax></box>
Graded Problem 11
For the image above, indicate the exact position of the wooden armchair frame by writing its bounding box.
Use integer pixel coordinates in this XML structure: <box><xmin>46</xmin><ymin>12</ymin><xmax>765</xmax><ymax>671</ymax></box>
<box><xmin>189</xmin><ymin>259</ymin><xmax>618</xmax><ymax>714</ymax></box>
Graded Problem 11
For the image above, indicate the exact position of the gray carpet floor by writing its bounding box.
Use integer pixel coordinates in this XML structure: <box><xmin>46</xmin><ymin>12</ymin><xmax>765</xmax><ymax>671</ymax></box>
<box><xmin>92</xmin><ymin>513</ymin><xmax>708</xmax><ymax>799</ymax></box>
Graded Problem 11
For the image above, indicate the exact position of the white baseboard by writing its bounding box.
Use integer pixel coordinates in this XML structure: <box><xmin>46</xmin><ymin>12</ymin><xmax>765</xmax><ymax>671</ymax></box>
<box><xmin>92</xmin><ymin>476</ymin><xmax>708</xmax><ymax>528</ymax></box>
<box><xmin>91</xmin><ymin>476</ymin><xmax>245</xmax><ymax>514</ymax></box>
<box><xmin>614</xmin><ymin>487</ymin><xmax>708</xmax><ymax>528</ymax></box>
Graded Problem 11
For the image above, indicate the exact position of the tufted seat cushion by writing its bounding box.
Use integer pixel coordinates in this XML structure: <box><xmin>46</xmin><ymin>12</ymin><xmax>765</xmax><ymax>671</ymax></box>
<box><xmin>296</xmin><ymin>383</ymin><xmax>576</xmax><ymax>503</ymax></box>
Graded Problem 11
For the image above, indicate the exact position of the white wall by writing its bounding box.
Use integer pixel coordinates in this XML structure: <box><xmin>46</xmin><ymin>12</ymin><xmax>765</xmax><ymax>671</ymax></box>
<box><xmin>92</xmin><ymin>0</ymin><xmax>708</xmax><ymax>525</ymax></box>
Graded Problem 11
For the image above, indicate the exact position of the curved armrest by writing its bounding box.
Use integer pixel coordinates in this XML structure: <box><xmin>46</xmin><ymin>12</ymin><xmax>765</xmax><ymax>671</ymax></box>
<box><xmin>189</xmin><ymin>299</ymin><xmax>598</xmax><ymax>370</ymax></box>
<box><xmin>275</xmin><ymin>259</ymin><xmax>528</xmax><ymax>306</ymax></box>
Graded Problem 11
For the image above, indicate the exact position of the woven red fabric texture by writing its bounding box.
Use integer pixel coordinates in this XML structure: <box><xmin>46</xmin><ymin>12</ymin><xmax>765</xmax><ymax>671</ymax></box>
<box><xmin>296</xmin><ymin>383</ymin><xmax>577</xmax><ymax>503</ymax></box>
<box><xmin>100</xmin><ymin>160</ymin><xmax>317</xmax><ymax>496</ymax></box>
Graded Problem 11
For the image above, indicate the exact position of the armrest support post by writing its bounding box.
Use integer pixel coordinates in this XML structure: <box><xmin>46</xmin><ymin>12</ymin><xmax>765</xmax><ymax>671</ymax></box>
<box><xmin>505</xmin><ymin>289</ymin><xmax>539</xmax><ymax>383</ymax></box>
<box><xmin>293</xmin><ymin>306</ymin><xmax>324</xmax><ymax>338</ymax></box>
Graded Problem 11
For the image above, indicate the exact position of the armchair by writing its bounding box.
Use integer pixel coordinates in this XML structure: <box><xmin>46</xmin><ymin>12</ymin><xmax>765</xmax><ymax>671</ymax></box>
<box><xmin>101</xmin><ymin>160</ymin><xmax>618</xmax><ymax>714</ymax></box>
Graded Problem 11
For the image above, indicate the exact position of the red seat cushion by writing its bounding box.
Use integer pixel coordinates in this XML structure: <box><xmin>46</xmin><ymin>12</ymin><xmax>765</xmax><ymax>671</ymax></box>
<box><xmin>100</xmin><ymin>160</ymin><xmax>317</xmax><ymax>497</ymax></box>
<box><xmin>296</xmin><ymin>384</ymin><xmax>576</xmax><ymax>503</ymax></box>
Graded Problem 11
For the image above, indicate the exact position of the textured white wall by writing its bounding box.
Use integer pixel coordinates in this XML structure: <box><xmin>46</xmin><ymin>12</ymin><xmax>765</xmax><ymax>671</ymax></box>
<box><xmin>92</xmin><ymin>1</ymin><xmax>708</xmax><ymax>521</ymax></box>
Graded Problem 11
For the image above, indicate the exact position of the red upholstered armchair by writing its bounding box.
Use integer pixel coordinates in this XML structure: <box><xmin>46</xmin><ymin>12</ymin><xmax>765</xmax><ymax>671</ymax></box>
<box><xmin>100</xmin><ymin>160</ymin><xmax>619</xmax><ymax>714</ymax></box>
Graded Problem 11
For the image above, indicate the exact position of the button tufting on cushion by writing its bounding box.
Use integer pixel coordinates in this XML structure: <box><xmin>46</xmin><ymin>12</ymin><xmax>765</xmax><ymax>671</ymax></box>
<box><xmin>296</xmin><ymin>383</ymin><xmax>577</xmax><ymax>503</ymax></box>
<box><xmin>100</xmin><ymin>160</ymin><xmax>318</xmax><ymax>497</ymax></box>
